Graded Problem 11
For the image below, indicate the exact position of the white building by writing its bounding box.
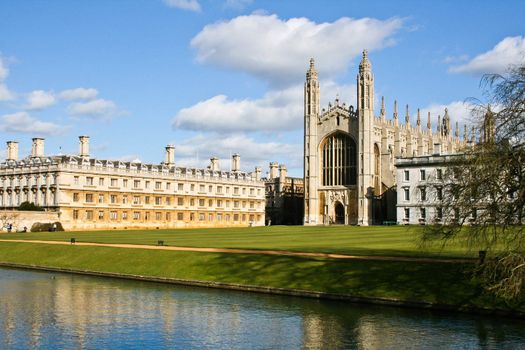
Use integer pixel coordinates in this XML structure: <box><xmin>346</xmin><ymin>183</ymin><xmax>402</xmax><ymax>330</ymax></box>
<box><xmin>0</xmin><ymin>136</ymin><xmax>266</xmax><ymax>231</ymax></box>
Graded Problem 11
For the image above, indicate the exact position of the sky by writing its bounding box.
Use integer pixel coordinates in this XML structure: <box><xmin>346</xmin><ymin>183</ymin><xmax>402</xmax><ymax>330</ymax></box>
<box><xmin>0</xmin><ymin>0</ymin><xmax>524</xmax><ymax>177</ymax></box>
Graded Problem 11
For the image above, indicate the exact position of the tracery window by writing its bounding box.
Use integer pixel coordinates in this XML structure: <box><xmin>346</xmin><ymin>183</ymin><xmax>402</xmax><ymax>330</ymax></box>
<box><xmin>321</xmin><ymin>133</ymin><xmax>356</xmax><ymax>186</ymax></box>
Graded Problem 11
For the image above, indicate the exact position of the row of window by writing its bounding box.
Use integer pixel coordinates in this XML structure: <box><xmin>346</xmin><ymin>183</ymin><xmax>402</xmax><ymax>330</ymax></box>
<box><xmin>403</xmin><ymin>186</ymin><xmax>443</xmax><ymax>201</ymax></box>
<box><xmin>403</xmin><ymin>169</ymin><xmax>443</xmax><ymax>182</ymax></box>
<box><xmin>74</xmin><ymin>176</ymin><xmax>261</xmax><ymax>196</ymax></box>
<box><xmin>403</xmin><ymin>207</ymin><xmax>475</xmax><ymax>221</ymax></box>
<box><xmin>72</xmin><ymin>192</ymin><xmax>262</xmax><ymax>209</ymax></box>
<box><xmin>72</xmin><ymin>209</ymin><xmax>261</xmax><ymax>223</ymax></box>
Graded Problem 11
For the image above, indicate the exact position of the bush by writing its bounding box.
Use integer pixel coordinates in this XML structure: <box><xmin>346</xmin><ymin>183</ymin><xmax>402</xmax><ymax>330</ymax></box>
<box><xmin>30</xmin><ymin>222</ymin><xmax>64</xmax><ymax>232</ymax></box>
<box><xmin>19</xmin><ymin>201</ymin><xmax>45</xmax><ymax>211</ymax></box>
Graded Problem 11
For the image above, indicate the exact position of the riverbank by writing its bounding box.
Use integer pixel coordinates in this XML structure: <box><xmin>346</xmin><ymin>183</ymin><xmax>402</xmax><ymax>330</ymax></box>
<box><xmin>0</xmin><ymin>241</ymin><xmax>522</xmax><ymax>317</ymax></box>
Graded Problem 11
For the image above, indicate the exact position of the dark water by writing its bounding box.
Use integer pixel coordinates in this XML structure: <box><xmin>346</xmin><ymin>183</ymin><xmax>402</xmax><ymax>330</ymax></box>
<box><xmin>0</xmin><ymin>268</ymin><xmax>524</xmax><ymax>350</ymax></box>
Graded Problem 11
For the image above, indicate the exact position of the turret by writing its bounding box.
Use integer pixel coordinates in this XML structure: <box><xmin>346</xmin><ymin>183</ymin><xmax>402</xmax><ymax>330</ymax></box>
<box><xmin>269</xmin><ymin>162</ymin><xmax>278</xmax><ymax>179</ymax></box>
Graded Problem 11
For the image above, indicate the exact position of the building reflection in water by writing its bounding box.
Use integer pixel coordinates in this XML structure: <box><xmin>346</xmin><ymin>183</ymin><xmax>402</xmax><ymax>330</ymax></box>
<box><xmin>0</xmin><ymin>267</ymin><xmax>524</xmax><ymax>349</ymax></box>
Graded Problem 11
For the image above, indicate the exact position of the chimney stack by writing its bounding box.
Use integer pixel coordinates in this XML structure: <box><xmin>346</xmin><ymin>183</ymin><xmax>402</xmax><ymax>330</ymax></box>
<box><xmin>210</xmin><ymin>157</ymin><xmax>220</xmax><ymax>171</ymax></box>
<box><xmin>164</xmin><ymin>145</ymin><xmax>175</xmax><ymax>167</ymax></box>
<box><xmin>254</xmin><ymin>166</ymin><xmax>262</xmax><ymax>181</ymax></box>
<box><xmin>269</xmin><ymin>162</ymin><xmax>278</xmax><ymax>179</ymax></box>
<box><xmin>79</xmin><ymin>135</ymin><xmax>90</xmax><ymax>158</ymax></box>
<box><xmin>31</xmin><ymin>138</ymin><xmax>44</xmax><ymax>158</ymax></box>
<box><xmin>6</xmin><ymin>141</ymin><xmax>18</xmax><ymax>161</ymax></box>
<box><xmin>231</xmin><ymin>153</ymin><xmax>240</xmax><ymax>172</ymax></box>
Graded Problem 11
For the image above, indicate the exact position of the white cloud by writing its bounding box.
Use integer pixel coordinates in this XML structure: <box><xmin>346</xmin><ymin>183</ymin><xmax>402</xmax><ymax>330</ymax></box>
<box><xmin>174</xmin><ymin>133</ymin><xmax>301</xmax><ymax>172</ymax></box>
<box><xmin>163</xmin><ymin>0</ymin><xmax>201</xmax><ymax>12</ymax></box>
<box><xmin>66</xmin><ymin>98</ymin><xmax>119</xmax><ymax>119</ymax></box>
<box><xmin>0</xmin><ymin>56</ymin><xmax>14</xmax><ymax>101</ymax></box>
<box><xmin>450</xmin><ymin>36</ymin><xmax>525</xmax><ymax>75</ymax></box>
<box><xmin>59</xmin><ymin>88</ymin><xmax>98</xmax><ymax>100</ymax></box>
<box><xmin>24</xmin><ymin>90</ymin><xmax>56</xmax><ymax>110</ymax></box>
<box><xmin>173</xmin><ymin>80</ymin><xmax>356</xmax><ymax>133</ymax></box>
<box><xmin>191</xmin><ymin>14</ymin><xmax>403</xmax><ymax>85</ymax></box>
<box><xmin>0</xmin><ymin>112</ymin><xmax>67</xmax><ymax>136</ymax></box>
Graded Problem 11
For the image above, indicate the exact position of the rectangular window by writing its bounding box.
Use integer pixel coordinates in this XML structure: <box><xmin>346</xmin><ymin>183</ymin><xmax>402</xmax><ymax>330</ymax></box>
<box><xmin>217</xmin><ymin>186</ymin><xmax>223</xmax><ymax>194</ymax></box>
<box><xmin>208</xmin><ymin>185</ymin><xmax>213</xmax><ymax>193</ymax></box>
<box><xmin>200</xmin><ymin>184</ymin><xmax>205</xmax><ymax>192</ymax></box>
<box><xmin>110</xmin><ymin>195</ymin><xmax>117</xmax><ymax>204</ymax></box>
<box><xmin>437</xmin><ymin>187</ymin><xmax>443</xmax><ymax>200</ymax></box>
<box><xmin>134</xmin><ymin>180</ymin><xmax>141</xmax><ymax>188</ymax></box>
<box><xmin>436</xmin><ymin>207</ymin><xmax>443</xmax><ymax>220</ymax></box>
<box><xmin>133</xmin><ymin>196</ymin><xmax>140</xmax><ymax>204</ymax></box>
<box><xmin>436</xmin><ymin>169</ymin><xmax>443</xmax><ymax>180</ymax></box>
<box><xmin>234</xmin><ymin>187</ymin><xmax>239</xmax><ymax>195</ymax></box>
<box><xmin>226</xmin><ymin>201</ymin><xmax>230</xmax><ymax>208</ymax></box>
<box><xmin>122</xmin><ymin>195</ymin><xmax>128</xmax><ymax>204</ymax></box>
<box><xmin>208</xmin><ymin>199</ymin><xmax>213</xmax><ymax>207</ymax></box>
<box><xmin>242</xmin><ymin>214</ymin><xmax>246</xmax><ymax>222</ymax></box>
<box><xmin>166</xmin><ymin>182</ymin><xmax>171</xmax><ymax>190</ymax></box>
<box><xmin>178</xmin><ymin>183</ymin><xmax>184</xmax><ymax>191</ymax></box>
<box><xmin>242</xmin><ymin>201</ymin><xmax>247</xmax><ymax>208</ymax></box>
<box><xmin>233</xmin><ymin>214</ymin><xmax>239</xmax><ymax>221</ymax></box>
<box><xmin>190</xmin><ymin>184</ymin><xmax>195</xmax><ymax>191</ymax></box>
<box><xmin>86</xmin><ymin>210</ymin><xmax>93</xmax><ymax>220</ymax></box>
<box><xmin>420</xmin><ymin>208</ymin><xmax>426</xmax><ymax>219</ymax></box>
<box><xmin>98</xmin><ymin>194</ymin><xmax>104</xmax><ymax>203</ymax></box>
<box><xmin>242</xmin><ymin>188</ymin><xmax>246</xmax><ymax>195</ymax></box>
<box><xmin>99</xmin><ymin>178</ymin><xmax>105</xmax><ymax>186</ymax></box>
<box><xmin>85</xmin><ymin>194</ymin><xmax>93</xmax><ymax>203</ymax></box>
<box><xmin>404</xmin><ymin>170</ymin><xmax>409</xmax><ymax>181</ymax></box>
<box><xmin>73</xmin><ymin>210</ymin><xmax>79</xmax><ymax>219</ymax></box>
<box><xmin>166</xmin><ymin>197</ymin><xmax>171</xmax><ymax>205</ymax></box>
<box><xmin>257</xmin><ymin>189</ymin><xmax>261</xmax><ymax>196</ymax></box>
<box><xmin>225</xmin><ymin>214</ymin><xmax>230</xmax><ymax>222</ymax></box>
<box><xmin>420</xmin><ymin>170</ymin><xmax>426</xmax><ymax>181</ymax></box>
<box><xmin>217</xmin><ymin>213</ymin><xmax>222</xmax><ymax>221</ymax></box>
<box><xmin>208</xmin><ymin>213</ymin><xmax>213</xmax><ymax>221</ymax></box>
<box><xmin>190</xmin><ymin>198</ymin><xmax>195</xmax><ymax>206</ymax></box>
<box><xmin>250</xmin><ymin>188</ymin><xmax>254</xmax><ymax>195</ymax></box>
<box><xmin>177</xmin><ymin>197</ymin><xmax>184</xmax><ymax>206</ymax></box>
<box><xmin>217</xmin><ymin>200</ymin><xmax>222</xmax><ymax>207</ymax></box>
<box><xmin>177</xmin><ymin>212</ymin><xmax>183</xmax><ymax>220</ymax></box>
<box><xmin>133</xmin><ymin>211</ymin><xmax>140</xmax><ymax>220</ymax></box>
<box><xmin>420</xmin><ymin>187</ymin><xmax>426</xmax><ymax>201</ymax></box>
<box><xmin>86</xmin><ymin>177</ymin><xmax>94</xmax><ymax>185</ymax></box>
<box><xmin>155</xmin><ymin>212</ymin><xmax>162</xmax><ymax>220</ymax></box>
<box><xmin>199</xmin><ymin>213</ymin><xmax>205</xmax><ymax>221</ymax></box>
<box><xmin>73</xmin><ymin>193</ymin><xmax>79</xmax><ymax>202</ymax></box>
<box><xmin>123</xmin><ymin>179</ymin><xmax>128</xmax><ymax>188</ymax></box>
<box><xmin>98</xmin><ymin>211</ymin><xmax>104</xmax><ymax>220</ymax></box>
<box><xmin>234</xmin><ymin>201</ymin><xmax>239</xmax><ymax>208</ymax></box>
<box><xmin>404</xmin><ymin>208</ymin><xmax>410</xmax><ymax>219</ymax></box>
<box><xmin>145</xmin><ymin>181</ymin><xmax>150</xmax><ymax>189</ymax></box>
<box><xmin>199</xmin><ymin>199</ymin><xmax>205</xmax><ymax>207</ymax></box>
<box><xmin>74</xmin><ymin>176</ymin><xmax>79</xmax><ymax>185</ymax></box>
<box><xmin>122</xmin><ymin>211</ymin><xmax>128</xmax><ymax>220</ymax></box>
<box><xmin>404</xmin><ymin>188</ymin><xmax>409</xmax><ymax>201</ymax></box>
<box><xmin>226</xmin><ymin>187</ymin><xmax>230</xmax><ymax>194</ymax></box>
<box><xmin>145</xmin><ymin>196</ymin><xmax>150</xmax><ymax>204</ymax></box>
<box><xmin>155</xmin><ymin>181</ymin><xmax>162</xmax><ymax>190</ymax></box>
<box><xmin>111</xmin><ymin>178</ymin><xmax>118</xmax><ymax>187</ymax></box>
<box><xmin>250</xmin><ymin>201</ymin><xmax>254</xmax><ymax>209</ymax></box>
<box><xmin>155</xmin><ymin>197</ymin><xmax>161</xmax><ymax>205</ymax></box>
<box><xmin>110</xmin><ymin>211</ymin><xmax>117</xmax><ymax>220</ymax></box>
<box><xmin>166</xmin><ymin>212</ymin><xmax>171</xmax><ymax>221</ymax></box>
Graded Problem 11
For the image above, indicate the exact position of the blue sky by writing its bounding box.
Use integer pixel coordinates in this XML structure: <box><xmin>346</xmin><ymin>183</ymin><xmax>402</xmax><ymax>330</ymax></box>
<box><xmin>1</xmin><ymin>0</ymin><xmax>524</xmax><ymax>176</ymax></box>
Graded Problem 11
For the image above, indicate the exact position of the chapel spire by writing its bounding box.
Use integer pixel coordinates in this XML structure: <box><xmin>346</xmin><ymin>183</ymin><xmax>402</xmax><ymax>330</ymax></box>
<box><xmin>427</xmin><ymin>111</ymin><xmax>432</xmax><ymax>130</ymax></box>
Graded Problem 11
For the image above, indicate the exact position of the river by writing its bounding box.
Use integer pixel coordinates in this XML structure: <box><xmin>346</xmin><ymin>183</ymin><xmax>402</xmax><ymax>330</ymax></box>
<box><xmin>0</xmin><ymin>267</ymin><xmax>524</xmax><ymax>349</ymax></box>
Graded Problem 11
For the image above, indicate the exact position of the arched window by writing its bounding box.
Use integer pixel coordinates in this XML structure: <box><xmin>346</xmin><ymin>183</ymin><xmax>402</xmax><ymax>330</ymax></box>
<box><xmin>321</xmin><ymin>133</ymin><xmax>357</xmax><ymax>186</ymax></box>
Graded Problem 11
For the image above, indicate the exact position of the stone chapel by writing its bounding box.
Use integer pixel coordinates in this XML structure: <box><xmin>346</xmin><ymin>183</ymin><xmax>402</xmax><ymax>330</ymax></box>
<box><xmin>303</xmin><ymin>50</ymin><xmax>465</xmax><ymax>225</ymax></box>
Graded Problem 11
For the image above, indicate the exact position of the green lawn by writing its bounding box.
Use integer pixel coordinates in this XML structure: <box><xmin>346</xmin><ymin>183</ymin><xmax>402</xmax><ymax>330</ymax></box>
<box><xmin>0</xmin><ymin>225</ymin><xmax>478</xmax><ymax>258</ymax></box>
<box><xmin>0</xmin><ymin>241</ymin><xmax>509</xmax><ymax>310</ymax></box>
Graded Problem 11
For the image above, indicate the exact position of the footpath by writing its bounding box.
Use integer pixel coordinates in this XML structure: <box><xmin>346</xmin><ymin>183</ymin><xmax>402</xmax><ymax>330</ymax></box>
<box><xmin>0</xmin><ymin>239</ymin><xmax>473</xmax><ymax>264</ymax></box>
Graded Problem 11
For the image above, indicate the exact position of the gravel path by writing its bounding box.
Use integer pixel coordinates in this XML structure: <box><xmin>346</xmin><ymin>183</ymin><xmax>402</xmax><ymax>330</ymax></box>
<box><xmin>0</xmin><ymin>239</ymin><xmax>474</xmax><ymax>263</ymax></box>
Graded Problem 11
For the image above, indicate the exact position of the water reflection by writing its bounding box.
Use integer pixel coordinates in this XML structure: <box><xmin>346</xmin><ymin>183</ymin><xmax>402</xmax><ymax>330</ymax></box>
<box><xmin>0</xmin><ymin>267</ymin><xmax>523</xmax><ymax>349</ymax></box>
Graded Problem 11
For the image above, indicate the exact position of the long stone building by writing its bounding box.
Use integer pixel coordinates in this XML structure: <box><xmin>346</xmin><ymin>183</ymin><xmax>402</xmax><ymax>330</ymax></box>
<box><xmin>304</xmin><ymin>50</ymin><xmax>466</xmax><ymax>225</ymax></box>
<box><xmin>0</xmin><ymin>137</ymin><xmax>265</xmax><ymax>230</ymax></box>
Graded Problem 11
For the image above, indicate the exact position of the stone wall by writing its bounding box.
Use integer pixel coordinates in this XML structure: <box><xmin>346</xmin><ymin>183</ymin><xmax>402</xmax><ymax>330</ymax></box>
<box><xmin>0</xmin><ymin>210</ymin><xmax>60</xmax><ymax>232</ymax></box>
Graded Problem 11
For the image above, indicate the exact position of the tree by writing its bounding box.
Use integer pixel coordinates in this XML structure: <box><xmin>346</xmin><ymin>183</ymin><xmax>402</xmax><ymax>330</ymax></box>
<box><xmin>18</xmin><ymin>201</ymin><xmax>45</xmax><ymax>211</ymax></box>
<box><xmin>424</xmin><ymin>63</ymin><xmax>525</xmax><ymax>300</ymax></box>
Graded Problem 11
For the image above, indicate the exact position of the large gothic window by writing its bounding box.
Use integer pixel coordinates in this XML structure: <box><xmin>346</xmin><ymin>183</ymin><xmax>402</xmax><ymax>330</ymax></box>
<box><xmin>321</xmin><ymin>133</ymin><xmax>357</xmax><ymax>186</ymax></box>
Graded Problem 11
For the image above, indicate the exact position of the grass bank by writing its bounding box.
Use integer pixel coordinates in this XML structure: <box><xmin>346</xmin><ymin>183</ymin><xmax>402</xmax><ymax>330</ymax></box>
<box><xmin>0</xmin><ymin>225</ymin><xmax>480</xmax><ymax>258</ymax></box>
<box><xmin>0</xmin><ymin>241</ymin><xmax>521</xmax><ymax>315</ymax></box>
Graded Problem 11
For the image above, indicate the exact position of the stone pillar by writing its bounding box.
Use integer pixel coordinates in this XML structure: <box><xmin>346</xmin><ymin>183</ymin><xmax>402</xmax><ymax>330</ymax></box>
<box><xmin>231</xmin><ymin>154</ymin><xmax>240</xmax><ymax>172</ymax></box>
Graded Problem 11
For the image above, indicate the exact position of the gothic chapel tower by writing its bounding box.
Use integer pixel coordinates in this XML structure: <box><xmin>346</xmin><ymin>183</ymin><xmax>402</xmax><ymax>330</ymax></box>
<box><xmin>304</xmin><ymin>58</ymin><xmax>320</xmax><ymax>224</ymax></box>
<box><xmin>357</xmin><ymin>50</ymin><xmax>374</xmax><ymax>226</ymax></box>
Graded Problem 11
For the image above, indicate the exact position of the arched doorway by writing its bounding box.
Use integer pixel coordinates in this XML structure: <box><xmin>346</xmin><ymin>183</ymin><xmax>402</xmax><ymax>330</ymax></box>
<box><xmin>335</xmin><ymin>202</ymin><xmax>345</xmax><ymax>224</ymax></box>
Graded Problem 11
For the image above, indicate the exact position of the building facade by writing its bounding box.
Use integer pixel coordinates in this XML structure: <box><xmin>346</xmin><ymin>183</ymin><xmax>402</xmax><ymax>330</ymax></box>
<box><xmin>264</xmin><ymin>162</ymin><xmax>304</xmax><ymax>225</ymax></box>
<box><xmin>0</xmin><ymin>137</ymin><xmax>265</xmax><ymax>231</ymax></box>
<box><xmin>304</xmin><ymin>50</ymin><xmax>466</xmax><ymax>226</ymax></box>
